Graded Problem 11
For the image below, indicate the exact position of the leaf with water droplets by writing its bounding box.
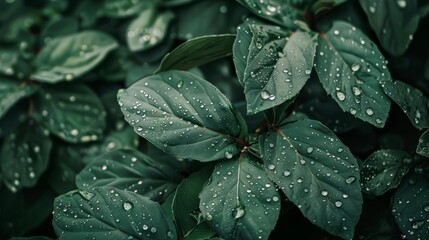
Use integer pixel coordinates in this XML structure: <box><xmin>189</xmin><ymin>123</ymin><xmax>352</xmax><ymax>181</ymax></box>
<box><xmin>0</xmin><ymin>119</ymin><xmax>52</xmax><ymax>192</ymax></box>
<box><xmin>382</xmin><ymin>80</ymin><xmax>429</xmax><ymax>129</ymax></box>
<box><xmin>173</xmin><ymin>166</ymin><xmax>216</xmax><ymax>239</ymax></box>
<box><xmin>76</xmin><ymin>149</ymin><xmax>182</xmax><ymax>202</ymax></box>
<box><xmin>392</xmin><ymin>172</ymin><xmax>429</xmax><ymax>240</ymax></box>
<box><xmin>118</xmin><ymin>70</ymin><xmax>245</xmax><ymax>162</ymax></box>
<box><xmin>361</xmin><ymin>149</ymin><xmax>416</xmax><ymax>196</ymax></box>
<box><xmin>33</xmin><ymin>83</ymin><xmax>106</xmax><ymax>143</ymax></box>
<box><xmin>199</xmin><ymin>155</ymin><xmax>280</xmax><ymax>240</ymax></box>
<box><xmin>233</xmin><ymin>19</ymin><xmax>317</xmax><ymax>114</ymax></box>
<box><xmin>0</xmin><ymin>79</ymin><xmax>37</xmax><ymax>119</ymax></box>
<box><xmin>53</xmin><ymin>187</ymin><xmax>177</xmax><ymax>240</ymax></box>
<box><xmin>156</xmin><ymin>34</ymin><xmax>235</xmax><ymax>73</ymax></box>
<box><xmin>417</xmin><ymin>129</ymin><xmax>429</xmax><ymax>158</ymax></box>
<box><xmin>315</xmin><ymin>21</ymin><xmax>392</xmax><ymax>128</ymax></box>
<box><xmin>32</xmin><ymin>31</ymin><xmax>118</xmax><ymax>83</ymax></box>
<box><xmin>127</xmin><ymin>7</ymin><xmax>174</xmax><ymax>52</ymax></box>
<box><xmin>359</xmin><ymin>0</ymin><xmax>420</xmax><ymax>56</ymax></box>
<box><xmin>98</xmin><ymin>0</ymin><xmax>154</xmax><ymax>18</ymax></box>
<box><xmin>260</xmin><ymin>118</ymin><xmax>362</xmax><ymax>239</ymax></box>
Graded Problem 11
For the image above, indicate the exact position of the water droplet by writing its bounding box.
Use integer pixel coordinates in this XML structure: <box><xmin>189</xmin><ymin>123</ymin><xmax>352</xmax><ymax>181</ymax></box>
<box><xmin>101</xmin><ymin>165</ymin><xmax>107</xmax><ymax>171</ymax></box>
<box><xmin>142</xmin><ymin>224</ymin><xmax>148</xmax><ymax>230</ymax></box>
<box><xmin>272</xmin><ymin>196</ymin><xmax>279</xmax><ymax>202</ymax></box>
<box><xmin>369</xmin><ymin>5</ymin><xmax>376</xmax><ymax>13</ymax></box>
<box><xmin>123</xmin><ymin>202</ymin><xmax>133</xmax><ymax>211</ymax></box>
<box><xmin>267</xmin><ymin>5</ymin><xmax>277</xmax><ymax>13</ymax></box>
<box><xmin>167</xmin><ymin>231</ymin><xmax>174</xmax><ymax>238</ymax></box>
<box><xmin>177</xmin><ymin>80</ymin><xmax>183</xmax><ymax>88</ymax></box>
<box><xmin>342</xmin><ymin>193</ymin><xmax>348</xmax><ymax>199</ymax></box>
<box><xmin>150</xmin><ymin>227</ymin><xmax>157</xmax><ymax>233</ymax></box>
<box><xmin>79</xmin><ymin>190</ymin><xmax>95</xmax><ymax>200</ymax></box>
<box><xmin>335</xmin><ymin>201</ymin><xmax>343</xmax><ymax>207</ymax></box>
<box><xmin>333</xmin><ymin>30</ymin><xmax>340</xmax><ymax>35</ymax></box>
<box><xmin>336</xmin><ymin>91</ymin><xmax>346</xmax><ymax>101</ymax></box>
<box><xmin>345</xmin><ymin>176</ymin><xmax>356</xmax><ymax>184</ymax></box>
<box><xmin>411</xmin><ymin>220</ymin><xmax>424</xmax><ymax>229</ymax></box>
<box><xmin>283</xmin><ymin>170</ymin><xmax>291</xmax><ymax>177</ymax></box>
<box><xmin>352</xmin><ymin>86</ymin><xmax>362</xmax><ymax>96</ymax></box>
<box><xmin>224</xmin><ymin>150</ymin><xmax>233</xmax><ymax>159</ymax></box>
<box><xmin>305</xmin><ymin>69</ymin><xmax>311</xmax><ymax>75</ymax></box>
<box><xmin>397</xmin><ymin>0</ymin><xmax>406</xmax><ymax>8</ymax></box>
<box><xmin>65</xmin><ymin>73</ymin><xmax>74</xmax><ymax>81</ymax></box>
<box><xmin>337</xmin><ymin>147</ymin><xmax>343</xmax><ymax>153</ymax></box>
<box><xmin>267</xmin><ymin>164</ymin><xmax>276</xmax><ymax>170</ymax></box>
<box><xmin>29</xmin><ymin>172</ymin><xmax>35</xmax><ymax>178</ymax></box>
<box><xmin>424</xmin><ymin>205</ymin><xmax>429</xmax><ymax>212</ymax></box>
<box><xmin>260</xmin><ymin>90</ymin><xmax>270</xmax><ymax>100</ymax></box>
<box><xmin>366</xmin><ymin>108</ymin><xmax>374</xmax><ymax>116</ymax></box>
<box><xmin>350</xmin><ymin>108</ymin><xmax>357</xmax><ymax>115</ymax></box>
<box><xmin>306</xmin><ymin>146</ymin><xmax>314</xmax><ymax>154</ymax></box>
<box><xmin>351</xmin><ymin>63</ymin><xmax>360</xmax><ymax>72</ymax></box>
<box><xmin>70</xmin><ymin>129</ymin><xmax>79</xmax><ymax>136</ymax></box>
<box><xmin>321</xmin><ymin>191</ymin><xmax>328</xmax><ymax>196</ymax></box>
<box><xmin>233</xmin><ymin>205</ymin><xmax>245</xmax><ymax>219</ymax></box>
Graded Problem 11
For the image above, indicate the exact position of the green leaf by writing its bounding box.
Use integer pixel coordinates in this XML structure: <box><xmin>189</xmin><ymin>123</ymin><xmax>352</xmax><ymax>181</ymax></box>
<box><xmin>417</xmin><ymin>129</ymin><xmax>429</xmax><ymax>158</ymax></box>
<box><xmin>259</xmin><ymin>118</ymin><xmax>362</xmax><ymax>239</ymax></box>
<box><xmin>156</xmin><ymin>34</ymin><xmax>235</xmax><ymax>73</ymax></box>
<box><xmin>76</xmin><ymin>149</ymin><xmax>182</xmax><ymax>202</ymax></box>
<box><xmin>0</xmin><ymin>119</ymin><xmax>52</xmax><ymax>192</ymax></box>
<box><xmin>98</xmin><ymin>0</ymin><xmax>155</xmax><ymax>18</ymax></box>
<box><xmin>359</xmin><ymin>0</ymin><xmax>420</xmax><ymax>56</ymax></box>
<box><xmin>360</xmin><ymin>149</ymin><xmax>415</xmax><ymax>196</ymax></box>
<box><xmin>118</xmin><ymin>70</ymin><xmax>244</xmax><ymax>162</ymax></box>
<box><xmin>0</xmin><ymin>49</ymin><xmax>19</xmax><ymax>76</ymax></box>
<box><xmin>39</xmin><ymin>17</ymin><xmax>79</xmax><ymax>46</ymax></box>
<box><xmin>173</xmin><ymin>166</ymin><xmax>215</xmax><ymax>238</ymax></box>
<box><xmin>0</xmin><ymin>0</ymin><xmax>22</xmax><ymax>22</ymax></box>
<box><xmin>392</xmin><ymin>172</ymin><xmax>429</xmax><ymax>240</ymax></box>
<box><xmin>32</xmin><ymin>31</ymin><xmax>118</xmax><ymax>83</ymax></box>
<box><xmin>127</xmin><ymin>8</ymin><xmax>175</xmax><ymax>52</ymax></box>
<box><xmin>53</xmin><ymin>187</ymin><xmax>177</xmax><ymax>240</ymax></box>
<box><xmin>33</xmin><ymin>83</ymin><xmax>106</xmax><ymax>143</ymax></box>
<box><xmin>314</xmin><ymin>21</ymin><xmax>392</xmax><ymax>128</ymax></box>
<box><xmin>233</xmin><ymin>19</ymin><xmax>317</xmax><ymax>114</ymax></box>
<box><xmin>199</xmin><ymin>155</ymin><xmax>280</xmax><ymax>240</ymax></box>
<box><xmin>0</xmin><ymin>79</ymin><xmax>36</xmax><ymax>119</ymax></box>
<box><xmin>382</xmin><ymin>80</ymin><xmax>429</xmax><ymax>129</ymax></box>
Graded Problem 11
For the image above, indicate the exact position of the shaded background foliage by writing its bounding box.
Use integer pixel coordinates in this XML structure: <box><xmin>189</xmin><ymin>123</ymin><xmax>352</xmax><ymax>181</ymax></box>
<box><xmin>0</xmin><ymin>0</ymin><xmax>428</xmax><ymax>239</ymax></box>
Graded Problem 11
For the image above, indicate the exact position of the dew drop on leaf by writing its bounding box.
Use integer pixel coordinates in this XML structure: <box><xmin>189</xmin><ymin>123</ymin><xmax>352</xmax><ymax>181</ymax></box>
<box><xmin>224</xmin><ymin>150</ymin><xmax>234</xmax><ymax>159</ymax></box>
<box><xmin>123</xmin><ymin>202</ymin><xmax>133</xmax><ymax>211</ymax></box>
<box><xmin>321</xmin><ymin>190</ymin><xmax>328</xmax><ymax>196</ymax></box>
<box><xmin>306</xmin><ymin>146</ymin><xmax>314</xmax><ymax>154</ymax></box>
<box><xmin>268</xmin><ymin>164</ymin><xmax>276</xmax><ymax>170</ymax></box>
<box><xmin>351</xmin><ymin>63</ymin><xmax>360</xmax><ymax>72</ymax></box>
<box><xmin>352</xmin><ymin>86</ymin><xmax>362</xmax><ymax>96</ymax></box>
<box><xmin>335</xmin><ymin>201</ymin><xmax>343</xmax><ymax>207</ymax></box>
<box><xmin>260</xmin><ymin>90</ymin><xmax>270</xmax><ymax>100</ymax></box>
<box><xmin>233</xmin><ymin>205</ymin><xmax>245</xmax><ymax>219</ymax></box>
<box><xmin>78</xmin><ymin>190</ymin><xmax>95</xmax><ymax>200</ymax></box>
<box><xmin>366</xmin><ymin>108</ymin><xmax>374</xmax><ymax>116</ymax></box>
<box><xmin>345</xmin><ymin>176</ymin><xmax>356</xmax><ymax>184</ymax></box>
<box><xmin>142</xmin><ymin>224</ymin><xmax>148</xmax><ymax>230</ymax></box>
<box><xmin>150</xmin><ymin>227</ymin><xmax>157</xmax><ymax>233</ymax></box>
<box><xmin>305</xmin><ymin>69</ymin><xmax>311</xmax><ymax>75</ymax></box>
<box><xmin>283</xmin><ymin>170</ymin><xmax>291</xmax><ymax>177</ymax></box>
<box><xmin>336</xmin><ymin>91</ymin><xmax>346</xmax><ymax>101</ymax></box>
<box><xmin>396</xmin><ymin>0</ymin><xmax>406</xmax><ymax>8</ymax></box>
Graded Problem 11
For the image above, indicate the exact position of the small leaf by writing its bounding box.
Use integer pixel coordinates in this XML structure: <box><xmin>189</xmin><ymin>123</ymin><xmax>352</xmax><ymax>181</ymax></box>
<box><xmin>173</xmin><ymin>166</ymin><xmax>215</xmax><ymax>239</ymax></box>
<box><xmin>53</xmin><ymin>187</ymin><xmax>177</xmax><ymax>240</ymax></box>
<box><xmin>76</xmin><ymin>149</ymin><xmax>182</xmax><ymax>202</ymax></box>
<box><xmin>32</xmin><ymin>31</ymin><xmax>118</xmax><ymax>83</ymax></box>
<box><xmin>0</xmin><ymin>79</ymin><xmax>36</xmax><ymax>119</ymax></box>
<box><xmin>0</xmin><ymin>119</ymin><xmax>52</xmax><ymax>192</ymax></box>
<box><xmin>157</xmin><ymin>34</ymin><xmax>235</xmax><ymax>73</ymax></box>
<box><xmin>233</xmin><ymin>19</ymin><xmax>317</xmax><ymax>114</ymax></box>
<box><xmin>392</xmin><ymin>172</ymin><xmax>429</xmax><ymax>240</ymax></box>
<box><xmin>260</xmin><ymin>118</ymin><xmax>362</xmax><ymax>239</ymax></box>
<box><xmin>33</xmin><ymin>83</ymin><xmax>106</xmax><ymax>143</ymax></box>
<box><xmin>199</xmin><ymin>155</ymin><xmax>280</xmax><ymax>240</ymax></box>
<box><xmin>315</xmin><ymin>21</ymin><xmax>392</xmax><ymax>127</ymax></box>
<box><xmin>417</xmin><ymin>129</ymin><xmax>429</xmax><ymax>158</ymax></box>
<box><xmin>359</xmin><ymin>0</ymin><xmax>420</xmax><ymax>56</ymax></box>
<box><xmin>118</xmin><ymin>70</ymin><xmax>244</xmax><ymax>162</ymax></box>
<box><xmin>360</xmin><ymin>149</ymin><xmax>415</xmax><ymax>196</ymax></box>
<box><xmin>0</xmin><ymin>49</ymin><xmax>19</xmax><ymax>76</ymax></box>
<box><xmin>98</xmin><ymin>0</ymin><xmax>155</xmax><ymax>18</ymax></box>
<box><xmin>127</xmin><ymin>8</ymin><xmax>175</xmax><ymax>52</ymax></box>
<box><xmin>382</xmin><ymin>80</ymin><xmax>429</xmax><ymax>129</ymax></box>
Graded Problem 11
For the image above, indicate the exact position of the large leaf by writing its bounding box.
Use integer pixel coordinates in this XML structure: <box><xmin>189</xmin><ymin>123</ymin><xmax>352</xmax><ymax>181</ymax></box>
<box><xmin>199</xmin><ymin>155</ymin><xmax>280</xmax><ymax>240</ymax></box>
<box><xmin>53</xmin><ymin>187</ymin><xmax>177</xmax><ymax>240</ymax></box>
<box><xmin>360</xmin><ymin>149</ymin><xmax>415</xmax><ymax>196</ymax></box>
<box><xmin>33</xmin><ymin>83</ymin><xmax>106</xmax><ymax>143</ymax></box>
<box><xmin>314</xmin><ymin>21</ymin><xmax>392</xmax><ymax>127</ymax></box>
<box><xmin>359</xmin><ymin>0</ymin><xmax>420</xmax><ymax>56</ymax></box>
<box><xmin>32</xmin><ymin>31</ymin><xmax>118</xmax><ymax>83</ymax></box>
<box><xmin>0</xmin><ymin>79</ymin><xmax>36</xmax><ymax>119</ymax></box>
<box><xmin>0</xmin><ymin>119</ymin><xmax>52</xmax><ymax>192</ymax></box>
<box><xmin>173</xmin><ymin>166</ymin><xmax>215</xmax><ymax>239</ymax></box>
<box><xmin>233</xmin><ymin>19</ymin><xmax>317</xmax><ymax>114</ymax></box>
<box><xmin>76</xmin><ymin>149</ymin><xmax>182</xmax><ymax>202</ymax></box>
<box><xmin>392</xmin><ymin>172</ymin><xmax>429</xmax><ymax>240</ymax></box>
<box><xmin>127</xmin><ymin>8</ymin><xmax>174</xmax><ymax>52</ymax></box>
<box><xmin>382</xmin><ymin>80</ymin><xmax>429</xmax><ymax>129</ymax></box>
<box><xmin>118</xmin><ymin>70</ymin><xmax>244</xmax><ymax>162</ymax></box>
<box><xmin>260</xmin><ymin>118</ymin><xmax>362</xmax><ymax>239</ymax></box>
<box><xmin>156</xmin><ymin>34</ymin><xmax>235</xmax><ymax>73</ymax></box>
<box><xmin>417</xmin><ymin>129</ymin><xmax>429</xmax><ymax>158</ymax></box>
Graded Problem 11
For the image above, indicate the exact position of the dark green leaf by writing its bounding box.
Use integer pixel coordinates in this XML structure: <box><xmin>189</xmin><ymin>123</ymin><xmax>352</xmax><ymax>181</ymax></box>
<box><xmin>0</xmin><ymin>79</ymin><xmax>36</xmax><ymax>119</ymax></box>
<box><xmin>39</xmin><ymin>17</ymin><xmax>79</xmax><ymax>46</ymax></box>
<box><xmin>0</xmin><ymin>49</ymin><xmax>19</xmax><ymax>76</ymax></box>
<box><xmin>359</xmin><ymin>0</ymin><xmax>420</xmax><ymax>56</ymax></box>
<box><xmin>361</xmin><ymin>149</ymin><xmax>415</xmax><ymax>196</ymax></box>
<box><xmin>157</xmin><ymin>34</ymin><xmax>235</xmax><ymax>73</ymax></box>
<box><xmin>0</xmin><ymin>119</ymin><xmax>52</xmax><ymax>192</ymax></box>
<box><xmin>53</xmin><ymin>187</ymin><xmax>177</xmax><ymax>240</ymax></box>
<box><xmin>392</xmin><ymin>172</ymin><xmax>429</xmax><ymax>240</ymax></box>
<box><xmin>260</xmin><ymin>118</ymin><xmax>362</xmax><ymax>239</ymax></box>
<box><xmin>233</xmin><ymin>19</ymin><xmax>317</xmax><ymax>114</ymax></box>
<box><xmin>118</xmin><ymin>70</ymin><xmax>244</xmax><ymax>162</ymax></box>
<box><xmin>0</xmin><ymin>100</ymin><xmax>27</xmax><ymax>138</ymax></box>
<box><xmin>98</xmin><ymin>0</ymin><xmax>155</xmax><ymax>18</ymax></box>
<box><xmin>0</xmin><ymin>0</ymin><xmax>22</xmax><ymax>22</ymax></box>
<box><xmin>33</xmin><ymin>83</ymin><xmax>106</xmax><ymax>143</ymax></box>
<box><xmin>199</xmin><ymin>155</ymin><xmax>280</xmax><ymax>240</ymax></box>
<box><xmin>32</xmin><ymin>31</ymin><xmax>118</xmax><ymax>83</ymax></box>
<box><xmin>263</xmin><ymin>97</ymin><xmax>296</xmax><ymax>126</ymax></box>
<box><xmin>76</xmin><ymin>149</ymin><xmax>182</xmax><ymax>202</ymax></box>
<box><xmin>382</xmin><ymin>80</ymin><xmax>429</xmax><ymax>129</ymax></box>
<box><xmin>10</xmin><ymin>237</ymin><xmax>52</xmax><ymax>240</ymax></box>
<box><xmin>173</xmin><ymin>166</ymin><xmax>215</xmax><ymax>238</ymax></box>
<box><xmin>97</xmin><ymin>46</ymin><xmax>139</xmax><ymax>82</ymax></box>
<box><xmin>314</xmin><ymin>21</ymin><xmax>392</xmax><ymax>127</ymax></box>
<box><xmin>127</xmin><ymin>8</ymin><xmax>175</xmax><ymax>52</ymax></box>
<box><xmin>417</xmin><ymin>129</ymin><xmax>429</xmax><ymax>158</ymax></box>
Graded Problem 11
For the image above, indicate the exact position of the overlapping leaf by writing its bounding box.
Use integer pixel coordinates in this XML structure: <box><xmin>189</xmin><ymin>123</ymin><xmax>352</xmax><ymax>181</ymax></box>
<box><xmin>315</xmin><ymin>21</ymin><xmax>392</xmax><ymax>127</ymax></box>
<box><xmin>98</xmin><ymin>0</ymin><xmax>155</xmax><ymax>18</ymax></box>
<box><xmin>260</xmin><ymin>118</ymin><xmax>362</xmax><ymax>239</ymax></box>
<box><xmin>118</xmin><ymin>70</ymin><xmax>245</xmax><ymax>162</ymax></box>
<box><xmin>0</xmin><ymin>79</ymin><xmax>36</xmax><ymax>119</ymax></box>
<box><xmin>417</xmin><ymin>129</ymin><xmax>429</xmax><ymax>158</ymax></box>
<box><xmin>53</xmin><ymin>187</ymin><xmax>177</xmax><ymax>240</ymax></box>
<box><xmin>199</xmin><ymin>155</ymin><xmax>280</xmax><ymax>240</ymax></box>
<box><xmin>76</xmin><ymin>149</ymin><xmax>182</xmax><ymax>202</ymax></box>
